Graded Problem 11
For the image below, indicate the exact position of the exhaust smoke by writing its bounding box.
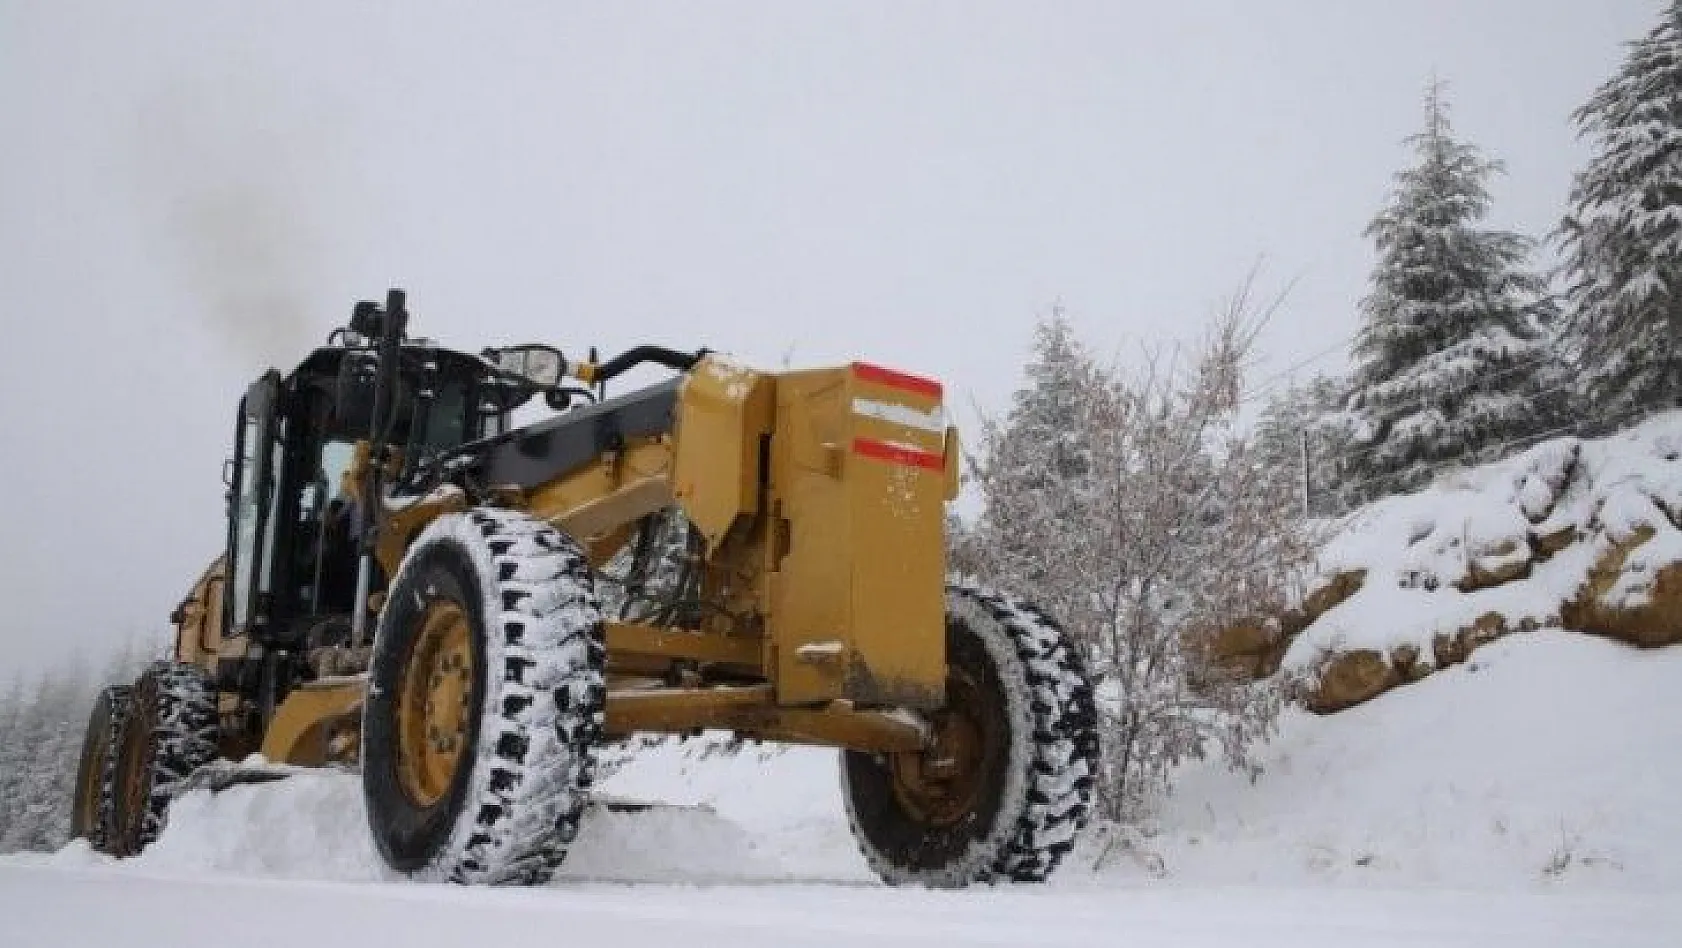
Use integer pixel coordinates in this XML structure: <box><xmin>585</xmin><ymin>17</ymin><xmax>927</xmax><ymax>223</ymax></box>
<box><xmin>130</xmin><ymin>79</ymin><xmax>345</xmax><ymax>367</ymax></box>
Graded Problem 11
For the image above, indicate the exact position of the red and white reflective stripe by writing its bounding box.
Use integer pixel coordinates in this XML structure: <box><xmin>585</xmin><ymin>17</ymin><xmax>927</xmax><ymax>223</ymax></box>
<box><xmin>852</xmin><ymin>397</ymin><xmax>946</xmax><ymax>434</ymax></box>
<box><xmin>852</xmin><ymin>437</ymin><xmax>944</xmax><ymax>472</ymax></box>
<box><xmin>851</xmin><ymin>362</ymin><xmax>943</xmax><ymax>399</ymax></box>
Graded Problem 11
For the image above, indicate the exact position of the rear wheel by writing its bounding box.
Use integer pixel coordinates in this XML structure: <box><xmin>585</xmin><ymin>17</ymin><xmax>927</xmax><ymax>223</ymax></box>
<box><xmin>362</xmin><ymin>508</ymin><xmax>606</xmax><ymax>885</ymax></box>
<box><xmin>109</xmin><ymin>662</ymin><xmax>220</xmax><ymax>857</ymax></box>
<box><xmin>71</xmin><ymin>684</ymin><xmax>132</xmax><ymax>853</ymax></box>
<box><xmin>841</xmin><ymin>583</ymin><xmax>1098</xmax><ymax>886</ymax></box>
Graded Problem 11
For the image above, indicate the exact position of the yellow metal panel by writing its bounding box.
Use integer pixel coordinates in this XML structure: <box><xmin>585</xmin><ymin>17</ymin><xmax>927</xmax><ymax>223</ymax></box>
<box><xmin>602</xmin><ymin>685</ymin><xmax>925</xmax><ymax>752</ymax></box>
<box><xmin>768</xmin><ymin>364</ymin><xmax>948</xmax><ymax>709</ymax></box>
<box><xmin>768</xmin><ymin>368</ymin><xmax>853</xmax><ymax>704</ymax></box>
<box><xmin>604</xmin><ymin>621</ymin><xmax>763</xmax><ymax>669</ymax></box>
<box><xmin>670</xmin><ymin>356</ymin><xmax>774</xmax><ymax>547</ymax></box>
<box><xmin>521</xmin><ymin>438</ymin><xmax>673</xmax><ymax>545</ymax></box>
<box><xmin>260</xmin><ymin>678</ymin><xmax>367</xmax><ymax>766</ymax></box>
<box><xmin>172</xmin><ymin>556</ymin><xmax>226</xmax><ymax>675</ymax></box>
<box><xmin>841</xmin><ymin>365</ymin><xmax>948</xmax><ymax>708</ymax></box>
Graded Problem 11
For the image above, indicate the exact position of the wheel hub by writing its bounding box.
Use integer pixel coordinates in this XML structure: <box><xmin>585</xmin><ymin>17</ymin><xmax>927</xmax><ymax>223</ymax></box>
<box><xmin>888</xmin><ymin>668</ymin><xmax>994</xmax><ymax>827</ymax></box>
<box><xmin>396</xmin><ymin>600</ymin><xmax>475</xmax><ymax>808</ymax></box>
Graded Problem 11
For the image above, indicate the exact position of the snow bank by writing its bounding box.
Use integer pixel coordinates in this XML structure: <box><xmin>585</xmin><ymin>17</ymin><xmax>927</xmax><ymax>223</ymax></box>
<box><xmin>25</xmin><ymin>739</ymin><xmax>871</xmax><ymax>886</ymax></box>
<box><xmin>1277</xmin><ymin>411</ymin><xmax>1682</xmax><ymax>707</ymax></box>
<box><xmin>1102</xmin><ymin>633</ymin><xmax>1682</xmax><ymax>891</ymax></box>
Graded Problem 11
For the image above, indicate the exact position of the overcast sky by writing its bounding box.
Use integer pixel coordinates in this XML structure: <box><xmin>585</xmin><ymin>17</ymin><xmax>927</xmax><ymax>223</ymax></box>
<box><xmin>0</xmin><ymin>1</ymin><xmax>1659</xmax><ymax>677</ymax></box>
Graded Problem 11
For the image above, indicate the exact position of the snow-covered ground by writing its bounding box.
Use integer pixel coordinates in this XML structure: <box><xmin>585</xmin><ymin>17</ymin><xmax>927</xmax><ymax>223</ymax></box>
<box><xmin>3</xmin><ymin>631</ymin><xmax>1678</xmax><ymax>946</ymax></box>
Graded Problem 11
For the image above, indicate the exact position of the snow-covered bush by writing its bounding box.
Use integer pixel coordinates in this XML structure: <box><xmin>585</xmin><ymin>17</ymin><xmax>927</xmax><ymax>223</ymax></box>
<box><xmin>966</xmin><ymin>291</ymin><xmax>1314</xmax><ymax>820</ymax></box>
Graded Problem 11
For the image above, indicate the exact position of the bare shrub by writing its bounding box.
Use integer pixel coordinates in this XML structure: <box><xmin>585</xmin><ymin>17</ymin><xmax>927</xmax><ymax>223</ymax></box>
<box><xmin>966</xmin><ymin>286</ymin><xmax>1314</xmax><ymax>821</ymax></box>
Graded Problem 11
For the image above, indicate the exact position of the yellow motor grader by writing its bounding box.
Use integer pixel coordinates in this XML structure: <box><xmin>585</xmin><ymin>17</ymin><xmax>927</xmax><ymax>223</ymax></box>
<box><xmin>71</xmin><ymin>289</ymin><xmax>1097</xmax><ymax>886</ymax></box>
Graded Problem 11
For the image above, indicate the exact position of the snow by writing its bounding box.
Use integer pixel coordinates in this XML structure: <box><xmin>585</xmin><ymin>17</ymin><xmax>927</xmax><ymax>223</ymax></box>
<box><xmin>1284</xmin><ymin>410</ymin><xmax>1682</xmax><ymax>675</ymax></box>
<box><xmin>4</xmin><ymin>631</ymin><xmax>1679</xmax><ymax>945</ymax></box>
<box><xmin>1</xmin><ymin>869</ymin><xmax>1674</xmax><ymax>948</ymax></box>
<box><xmin>1138</xmin><ymin>634</ymin><xmax>1682</xmax><ymax>892</ymax></box>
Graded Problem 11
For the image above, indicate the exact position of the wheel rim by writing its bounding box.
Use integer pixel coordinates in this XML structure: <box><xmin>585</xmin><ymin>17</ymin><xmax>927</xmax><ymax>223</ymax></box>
<box><xmin>73</xmin><ymin>727</ymin><xmax>101</xmax><ymax>837</ymax></box>
<box><xmin>396</xmin><ymin>599</ymin><xmax>476</xmax><ymax>808</ymax></box>
<box><xmin>114</xmin><ymin>709</ymin><xmax>149</xmax><ymax>853</ymax></box>
<box><xmin>887</xmin><ymin>666</ymin><xmax>998</xmax><ymax>827</ymax></box>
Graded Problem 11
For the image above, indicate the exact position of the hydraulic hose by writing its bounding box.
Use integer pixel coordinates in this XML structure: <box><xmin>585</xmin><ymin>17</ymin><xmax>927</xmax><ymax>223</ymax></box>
<box><xmin>593</xmin><ymin>346</ymin><xmax>703</xmax><ymax>382</ymax></box>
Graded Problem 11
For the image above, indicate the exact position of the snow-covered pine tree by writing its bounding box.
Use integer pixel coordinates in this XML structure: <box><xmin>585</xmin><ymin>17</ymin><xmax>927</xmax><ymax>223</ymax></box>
<box><xmin>0</xmin><ymin>675</ymin><xmax>58</xmax><ymax>852</ymax></box>
<box><xmin>0</xmin><ymin>659</ymin><xmax>89</xmax><ymax>852</ymax></box>
<box><xmin>1347</xmin><ymin>80</ymin><xmax>1556</xmax><ymax>500</ymax></box>
<box><xmin>968</xmin><ymin>308</ymin><xmax>1105</xmax><ymax>640</ymax></box>
<box><xmin>1559</xmin><ymin>2</ymin><xmax>1682</xmax><ymax>420</ymax></box>
<box><xmin>0</xmin><ymin>675</ymin><xmax>24</xmax><ymax>844</ymax></box>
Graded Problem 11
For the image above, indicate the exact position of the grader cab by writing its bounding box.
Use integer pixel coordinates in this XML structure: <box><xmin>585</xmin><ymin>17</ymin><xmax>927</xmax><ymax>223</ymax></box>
<box><xmin>72</xmin><ymin>290</ymin><xmax>1097</xmax><ymax>887</ymax></box>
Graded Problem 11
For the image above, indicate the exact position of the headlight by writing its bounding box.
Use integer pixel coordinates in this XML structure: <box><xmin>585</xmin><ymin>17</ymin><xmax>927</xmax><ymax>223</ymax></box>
<box><xmin>492</xmin><ymin>345</ymin><xmax>565</xmax><ymax>387</ymax></box>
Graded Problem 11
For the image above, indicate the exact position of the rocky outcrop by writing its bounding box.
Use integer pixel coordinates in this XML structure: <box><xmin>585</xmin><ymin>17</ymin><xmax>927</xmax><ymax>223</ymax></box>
<box><xmin>1561</xmin><ymin>526</ymin><xmax>1682</xmax><ymax>648</ymax></box>
<box><xmin>1202</xmin><ymin>569</ymin><xmax>1366</xmax><ymax>679</ymax></box>
<box><xmin>1304</xmin><ymin>649</ymin><xmax>1396</xmax><ymax>713</ymax></box>
<box><xmin>1263</xmin><ymin>422</ymin><xmax>1682</xmax><ymax>713</ymax></box>
<box><xmin>1430</xmin><ymin>612</ymin><xmax>1535</xmax><ymax>670</ymax></box>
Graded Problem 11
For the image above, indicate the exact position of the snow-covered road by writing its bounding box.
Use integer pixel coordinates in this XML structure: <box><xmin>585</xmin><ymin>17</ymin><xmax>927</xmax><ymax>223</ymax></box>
<box><xmin>3</xmin><ymin>865</ymin><xmax>1676</xmax><ymax>948</ymax></box>
<box><xmin>3</xmin><ymin>632</ymin><xmax>1678</xmax><ymax>947</ymax></box>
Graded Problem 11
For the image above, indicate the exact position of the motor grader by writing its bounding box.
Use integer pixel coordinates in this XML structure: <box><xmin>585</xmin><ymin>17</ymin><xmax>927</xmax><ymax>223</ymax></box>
<box><xmin>71</xmin><ymin>289</ymin><xmax>1097</xmax><ymax>886</ymax></box>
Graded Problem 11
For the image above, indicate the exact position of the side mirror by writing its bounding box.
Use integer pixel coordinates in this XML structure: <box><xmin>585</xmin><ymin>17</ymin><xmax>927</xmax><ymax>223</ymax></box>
<box><xmin>486</xmin><ymin>345</ymin><xmax>566</xmax><ymax>388</ymax></box>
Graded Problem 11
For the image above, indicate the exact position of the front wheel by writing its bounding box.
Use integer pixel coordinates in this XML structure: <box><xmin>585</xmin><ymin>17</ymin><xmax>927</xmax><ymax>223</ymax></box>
<box><xmin>841</xmin><ymin>583</ymin><xmax>1099</xmax><ymax>886</ymax></box>
<box><xmin>362</xmin><ymin>508</ymin><xmax>606</xmax><ymax>885</ymax></box>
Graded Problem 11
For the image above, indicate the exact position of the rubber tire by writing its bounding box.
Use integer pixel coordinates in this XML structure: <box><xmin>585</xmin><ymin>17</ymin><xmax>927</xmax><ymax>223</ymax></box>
<box><xmin>109</xmin><ymin>662</ymin><xmax>220</xmax><ymax>858</ymax></box>
<box><xmin>362</xmin><ymin>508</ymin><xmax>606</xmax><ymax>885</ymax></box>
<box><xmin>71</xmin><ymin>684</ymin><xmax>132</xmax><ymax>853</ymax></box>
<box><xmin>841</xmin><ymin>582</ymin><xmax>1099</xmax><ymax>886</ymax></box>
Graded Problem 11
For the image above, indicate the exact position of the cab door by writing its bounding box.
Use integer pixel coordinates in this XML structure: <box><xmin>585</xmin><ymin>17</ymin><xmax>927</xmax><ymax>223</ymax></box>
<box><xmin>225</xmin><ymin>372</ymin><xmax>283</xmax><ymax>641</ymax></box>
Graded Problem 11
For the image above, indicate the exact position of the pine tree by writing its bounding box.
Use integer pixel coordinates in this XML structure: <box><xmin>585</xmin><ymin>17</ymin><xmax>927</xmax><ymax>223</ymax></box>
<box><xmin>0</xmin><ymin>661</ymin><xmax>89</xmax><ymax>853</ymax></box>
<box><xmin>1348</xmin><ymin>80</ymin><xmax>1555</xmax><ymax>500</ymax></box>
<box><xmin>971</xmin><ymin>309</ymin><xmax>1104</xmax><ymax>618</ymax></box>
<box><xmin>1559</xmin><ymin>2</ymin><xmax>1682</xmax><ymax>419</ymax></box>
<box><xmin>0</xmin><ymin>675</ymin><xmax>23</xmax><ymax>845</ymax></box>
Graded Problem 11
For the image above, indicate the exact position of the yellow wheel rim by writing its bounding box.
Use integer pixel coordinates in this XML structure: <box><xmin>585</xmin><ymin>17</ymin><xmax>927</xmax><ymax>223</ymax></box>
<box><xmin>396</xmin><ymin>600</ymin><xmax>476</xmax><ymax>808</ymax></box>
<box><xmin>74</xmin><ymin>741</ymin><xmax>101</xmax><ymax>836</ymax></box>
<box><xmin>115</xmin><ymin>708</ymin><xmax>150</xmax><ymax>853</ymax></box>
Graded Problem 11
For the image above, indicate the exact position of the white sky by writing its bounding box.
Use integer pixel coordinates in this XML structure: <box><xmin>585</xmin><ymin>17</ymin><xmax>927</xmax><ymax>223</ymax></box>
<box><xmin>0</xmin><ymin>1</ymin><xmax>1658</xmax><ymax>676</ymax></box>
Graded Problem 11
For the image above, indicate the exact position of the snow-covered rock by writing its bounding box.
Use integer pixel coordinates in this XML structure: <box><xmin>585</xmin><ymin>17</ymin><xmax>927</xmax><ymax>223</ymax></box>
<box><xmin>1262</xmin><ymin>412</ymin><xmax>1682</xmax><ymax>711</ymax></box>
